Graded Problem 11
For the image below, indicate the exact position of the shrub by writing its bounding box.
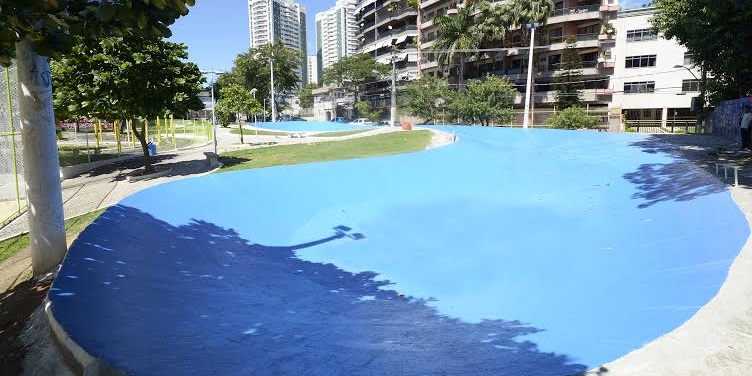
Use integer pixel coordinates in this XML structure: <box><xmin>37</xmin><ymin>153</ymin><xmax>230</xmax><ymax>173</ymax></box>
<box><xmin>546</xmin><ymin>106</ymin><xmax>601</xmax><ymax>130</ymax></box>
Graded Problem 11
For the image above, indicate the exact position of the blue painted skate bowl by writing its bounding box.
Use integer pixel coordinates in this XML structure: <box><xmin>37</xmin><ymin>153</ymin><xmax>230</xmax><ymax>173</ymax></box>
<box><xmin>49</xmin><ymin>125</ymin><xmax>749</xmax><ymax>375</ymax></box>
<box><xmin>255</xmin><ymin>120</ymin><xmax>370</xmax><ymax>132</ymax></box>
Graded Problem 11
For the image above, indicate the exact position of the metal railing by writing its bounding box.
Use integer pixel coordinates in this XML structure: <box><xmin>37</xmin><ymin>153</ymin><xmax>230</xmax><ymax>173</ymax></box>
<box><xmin>624</xmin><ymin>119</ymin><xmax>699</xmax><ymax>134</ymax></box>
<box><xmin>550</xmin><ymin>4</ymin><xmax>600</xmax><ymax>17</ymax></box>
<box><xmin>0</xmin><ymin>64</ymin><xmax>24</xmax><ymax>228</ymax></box>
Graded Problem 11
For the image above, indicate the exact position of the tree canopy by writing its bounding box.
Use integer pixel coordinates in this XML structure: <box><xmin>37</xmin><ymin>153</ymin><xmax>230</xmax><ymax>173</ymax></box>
<box><xmin>546</xmin><ymin>106</ymin><xmax>601</xmax><ymax>129</ymax></box>
<box><xmin>216</xmin><ymin>83</ymin><xmax>261</xmax><ymax>144</ymax></box>
<box><xmin>322</xmin><ymin>53</ymin><xmax>389</xmax><ymax>102</ymax></box>
<box><xmin>401</xmin><ymin>76</ymin><xmax>450</xmax><ymax>123</ymax></box>
<box><xmin>298</xmin><ymin>83</ymin><xmax>316</xmax><ymax>109</ymax></box>
<box><xmin>652</xmin><ymin>0</ymin><xmax>752</xmax><ymax>100</ymax></box>
<box><xmin>51</xmin><ymin>34</ymin><xmax>205</xmax><ymax>172</ymax></box>
<box><xmin>555</xmin><ymin>37</ymin><xmax>584</xmax><ymax>109</ymax></box>
<box><xmin>1</xmin><ymin>0</ymin><xmax>197</xmax><ymax>65</ymax></box>
<box><xmin>219</xmin><ymin>41</ymin><xmax>303</xmax><ymax>115</ymax></box>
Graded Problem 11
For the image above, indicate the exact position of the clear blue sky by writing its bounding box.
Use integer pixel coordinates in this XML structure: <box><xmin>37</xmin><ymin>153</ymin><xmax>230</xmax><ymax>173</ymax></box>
<box><xmin>169</xmin><ymin>0</ymin><xmax>652</xmax><ymax>72</ymax></box>
<box><xmin>169</xmin><ymin>0</ymin><xmax>330</xmax><ymax>72</ymax></box>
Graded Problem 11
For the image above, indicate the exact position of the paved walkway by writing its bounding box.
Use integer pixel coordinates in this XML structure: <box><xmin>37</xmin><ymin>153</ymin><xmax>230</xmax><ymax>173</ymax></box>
<box><xmin>0</xmin><ymin>125</ymin><xmax>402</xmax><ymax>242</ymax></box>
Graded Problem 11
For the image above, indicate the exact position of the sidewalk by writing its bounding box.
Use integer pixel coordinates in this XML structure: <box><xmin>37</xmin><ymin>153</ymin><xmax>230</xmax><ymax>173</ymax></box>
<box><xmin>0</xmin><ymin>124</ymin><xmax>397</xmax><ymax>241</ymax></box>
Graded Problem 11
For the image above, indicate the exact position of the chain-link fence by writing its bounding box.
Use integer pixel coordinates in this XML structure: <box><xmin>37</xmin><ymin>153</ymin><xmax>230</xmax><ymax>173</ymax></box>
<box><xmin>56</xmin><ymin>118</ymin><xmax>214</xmax><ymax>167</ymax></box>
<box><xmin>0</xmin><ymin>64</ymin><xmax>25</xmax><ymax>227</ymax></box>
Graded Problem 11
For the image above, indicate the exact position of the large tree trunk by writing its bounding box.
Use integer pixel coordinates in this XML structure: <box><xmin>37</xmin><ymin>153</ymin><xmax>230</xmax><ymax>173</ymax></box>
<box><xmin>16</xmin><ymin>41</ymin><xmax>67</xmax><ymax>275</ymax></box>
<box><xmin>458</xmin><ymin>56</ymin><xmax>466</xmax><ymax>89</ymax></box>
<box><xmin>130</xmin><ymin>118</ymin><xmax>154</xmax><ymax>174</ymax></box>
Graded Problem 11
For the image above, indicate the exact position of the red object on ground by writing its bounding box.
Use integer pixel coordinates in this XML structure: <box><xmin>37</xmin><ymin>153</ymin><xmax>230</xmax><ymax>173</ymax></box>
<box><xmin>401</xmin><ymin>122</ymin><xmax>412</xmax><ymax>130</ymax></box>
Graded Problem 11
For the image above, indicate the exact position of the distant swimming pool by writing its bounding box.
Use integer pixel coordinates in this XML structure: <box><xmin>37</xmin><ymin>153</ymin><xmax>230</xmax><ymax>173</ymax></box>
<box><xmin>50</xmin><ymin>125</ymin><xmax>749</xmax><ymax>375</ymax></box>
<box><xmin>256</xmin><ymin>120</ymin><xmax>370</xmax><ymax>132</ymax></box>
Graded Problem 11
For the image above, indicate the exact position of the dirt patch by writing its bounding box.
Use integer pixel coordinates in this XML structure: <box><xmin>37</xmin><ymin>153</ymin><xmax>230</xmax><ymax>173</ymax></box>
<box><xmin>0</xmin><ymin>276</ymin><xmax>51</xmax><ymax>376</ymax></box>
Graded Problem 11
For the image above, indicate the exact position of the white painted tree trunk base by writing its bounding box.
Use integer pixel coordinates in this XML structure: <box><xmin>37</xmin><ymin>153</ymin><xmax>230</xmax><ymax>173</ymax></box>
<box><xmin>15</xmin><ymin>41</ymin><xmax>67</xmax><ymax>275</ymax></box>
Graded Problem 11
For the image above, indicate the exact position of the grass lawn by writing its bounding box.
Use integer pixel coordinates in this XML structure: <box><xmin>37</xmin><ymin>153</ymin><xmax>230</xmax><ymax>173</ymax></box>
<box><xmin>0</xmin><ymin>209</ymin><xmax>106</xmax><ymax>264</ymax></box>
<box><xmin>58</xmin><ymin>145</ymin><xmax>119</xmax><ymax>167</ymax></box>
<box><xmin>314</xmin><ymin>130</ymin><xmax>370</xmax><ymax>137</ymax></box>
<box><xmin>229</xmin><ymin>128</ymin><xmax>288</xmax><ymax>136</ymax></box>
<box><xmin>218</xmin><ymin>130</ymin><xmax>432</xmax><ymax>173</ymax></box>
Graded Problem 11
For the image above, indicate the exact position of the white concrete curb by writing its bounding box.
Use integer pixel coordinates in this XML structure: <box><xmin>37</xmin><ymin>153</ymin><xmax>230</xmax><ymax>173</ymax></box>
<box><xmin>45</xmin><ymin>300</ymin><xmax>126</xmax><ymax>376</ymax></box>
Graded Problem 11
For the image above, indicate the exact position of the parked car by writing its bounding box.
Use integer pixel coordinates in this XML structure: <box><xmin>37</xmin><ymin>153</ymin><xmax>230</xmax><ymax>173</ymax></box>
<box><xmin>289</xmin><ymin>116</ymin><xmax>307</xmax><ymax>121</ymax></box>
<box><xmin>350</xmin><ymin>118</ymin><xmax>375</xmax><ymax>126</ymax></box>
<box><xmin>378</xmin><ymin>120</ymin><xmax>395</xmax><ymax>126</ymax></box>
<box><xmin>331</xmin><ymin>117</ymin><xmax>349</xmax><ymax>123</ymax></box>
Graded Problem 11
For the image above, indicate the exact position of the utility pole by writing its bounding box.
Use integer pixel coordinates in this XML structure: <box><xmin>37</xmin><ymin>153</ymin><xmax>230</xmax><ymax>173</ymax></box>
<box><xmin>391</xmin><ymin>50</ymin><xmax>397</xmax><ymax>127</ymax></box>
<box><xmin>201</xmin><ymin>69</ymin><xmax>224</xmax><ymax>154</ymax></box>
<box><xmin>523</xmin><ymin>23</ymin><xmax>538</xmax><ymax>129</ymax></box>
<box><xmin>697</xmin><ymin>66</ymin><xmax>707</xmax><ymax>133</ymax></box>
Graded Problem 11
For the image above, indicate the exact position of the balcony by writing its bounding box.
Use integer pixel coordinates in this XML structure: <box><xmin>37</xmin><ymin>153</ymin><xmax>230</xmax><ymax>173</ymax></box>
<box><xmin>595</xmin><ymin>88</ymin><xmax>613</xmax><ymax>96</ymax></box>
<box><xmin>360</xmin><ymin>9</ymin><xmax>418</xmax><ymax>34</ymax></box>
<box><xmin>546</xmin><ymin>33</ymin><xmax>600</xmax><ymax>50</ymax></box>
<box><xmin>547</xmin><ymin>4</ymin><xmax>600</xmax><ymax>25</ymax></box>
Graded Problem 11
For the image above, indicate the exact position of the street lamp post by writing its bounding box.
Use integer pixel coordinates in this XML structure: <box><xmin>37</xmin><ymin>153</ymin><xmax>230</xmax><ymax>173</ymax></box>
<box><xmin>251</xmin><ymin>88</ymin><xmax>258</xmax><ymax>135</ymax></box>
<box><xmin>674</xmin><ymin>64</ymin><xmax>706</xmax><ymax>134</ymax></box>
<box><xmin>201</xmin><ymin>69</ymin><xmax>225</xmax><ymax>154</ymax></box>
<box><xmin>388</xmin><ymin>25</ymin><xmax>397</xmax><ymax>127</ymax></box>
<box><xmin>523</xmin><ymin>23</ymin><xmax>539</xmax><ymax>129</ymax></box>
<box><xmin>270</xmin><ymin>55</ymin><xmax>277</xmax><ymax>122</ymax></box>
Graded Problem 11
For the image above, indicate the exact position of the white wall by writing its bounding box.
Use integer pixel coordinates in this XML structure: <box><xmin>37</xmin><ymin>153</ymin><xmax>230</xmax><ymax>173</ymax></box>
<box><xmin>610</xmin><ymin>8</ymin><xmax>701</xmax><ymax>112</ymax></box>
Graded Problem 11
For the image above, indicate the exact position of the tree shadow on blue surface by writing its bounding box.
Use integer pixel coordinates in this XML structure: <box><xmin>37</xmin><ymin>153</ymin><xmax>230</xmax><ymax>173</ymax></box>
<box><xmin>625</xmin><ymin>137</ymin><xmax>728</xmax><ymax>208</ymax></box>
<box><xmin>623</xmin><ymin>161</ymin><xmax>726</xmax><ymax>208</ymax></box>
<box><xmin>51</xmin><ymin>205</ymin><xmax>588</xmax><ymax>376</ymax></box>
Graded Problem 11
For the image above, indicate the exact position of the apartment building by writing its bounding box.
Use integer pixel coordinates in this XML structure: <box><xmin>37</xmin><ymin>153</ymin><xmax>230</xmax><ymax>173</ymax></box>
<box><xmin>609</xmin><ymin>7</ymin><xmax>701</xmax><ymax>129</ymax></box>
<box><xmin>308</xmin><ymin>55</ymin><xmax>319</xmax><ymax>86</ymax></box>
<box><xmin>420</xmin><ymin>0</ymin><xmax>619</xmax><ymax>118</ymax></box>
<box><xmin>315</xmin><ymin>0</ymin><xmax>359</xmax><ymax>76</ymax></box>
<box><xmin>248</xmin><ymin>0</ymin><xmax>308</xmax><ymax>85</ymax></box>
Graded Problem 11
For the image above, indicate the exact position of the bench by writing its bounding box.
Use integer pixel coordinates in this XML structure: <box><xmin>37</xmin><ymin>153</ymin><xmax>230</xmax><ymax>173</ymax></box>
<box><xmin>715</xmin><ymin>162</ymin><xmax>740</xmax><ymax>187</ymax></box>
<box><xmin>203</xmin><ymin>151</ymin><xmax>219</xmax><ymax>168</ymax></box>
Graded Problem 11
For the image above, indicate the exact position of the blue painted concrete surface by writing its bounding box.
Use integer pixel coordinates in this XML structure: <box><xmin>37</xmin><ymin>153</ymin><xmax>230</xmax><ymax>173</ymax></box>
<box><xmin>50</xmin><ymin>125</ymin><xmax>749</xmax><ymax>375</ymax></box>
<box><xmin>255</xmin><ymin>121</ymin><xmax>369</xmax><ymax>132</ymax></box>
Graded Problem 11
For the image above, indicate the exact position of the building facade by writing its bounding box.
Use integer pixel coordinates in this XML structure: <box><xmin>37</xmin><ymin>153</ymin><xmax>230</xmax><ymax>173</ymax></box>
<box><xmin>353</xmin><ymin>0</ymin><xmax>420</xmax><ymax>112</ymax></box>
<box><xmin>609</xmin><ymin>7</ymin><xmax>701</xmax><ymax>130</ymax></box>
<box><xmin>315</xmin><ymin>0</ymin><xmax>359</xmax><ymax>74</ymax></box>
<box><xmin>248</xmin><ymin>0</ymin><xmax>308</xmax><ymax>85</ymax></box>
<box><xmin>420</xmin><ymin>0</ymin><xmax>619</xmax><ymax>122</ymax></box>
<box><xmin>307</xmin><ymin>55</ymin><xmax>319</xmax><ymax>86</ymax></box>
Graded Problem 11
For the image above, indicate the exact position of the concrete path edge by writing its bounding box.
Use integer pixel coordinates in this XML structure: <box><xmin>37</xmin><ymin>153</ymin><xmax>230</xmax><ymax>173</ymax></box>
<box><xmin>45</xmin><ymin>300</ymin><xmax>126</xmax><ymax>376</ymax></box>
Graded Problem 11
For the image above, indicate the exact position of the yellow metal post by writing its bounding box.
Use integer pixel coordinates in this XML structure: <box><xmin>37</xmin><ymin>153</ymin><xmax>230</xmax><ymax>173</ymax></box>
<box><xmin>94</xmin><ymin>119</ymin><xmax>100</xmax><ymax>149</ymax></box>
<box><xmin>157</xmin><ymin>116</ymin><xmax>162</xmax><ymax>146</ymax></box>
<box><xmin>170</xmin><ymin>115</ymin><xmax>176</xmax><ymax>149</ymax></box>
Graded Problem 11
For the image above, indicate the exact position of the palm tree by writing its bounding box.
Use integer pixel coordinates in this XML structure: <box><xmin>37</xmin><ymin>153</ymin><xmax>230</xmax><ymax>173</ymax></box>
<box><xmin>432</xmin><ymin>3</ymin><xmax>481</xmax><ymax>89</ymax></box>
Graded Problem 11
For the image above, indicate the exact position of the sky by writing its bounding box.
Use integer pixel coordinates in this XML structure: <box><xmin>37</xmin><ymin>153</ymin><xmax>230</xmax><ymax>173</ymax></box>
<box><xmin>170</xmin><ymin>0</ymin><xmax>652</xmax><ymax>73</ymax></box>
<box><xmin>169</xmin><ymin>0</ymin><xmax>330</xmax><ymax>73</ymax></box>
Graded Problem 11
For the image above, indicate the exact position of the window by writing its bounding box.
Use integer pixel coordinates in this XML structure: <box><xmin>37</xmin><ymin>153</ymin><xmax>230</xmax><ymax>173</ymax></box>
<box><xmin>581</xmin><ymin>52</ymin><xmax>598</xmax><ymax>65</ymax></box>
<box><xmin>548</xmin><ymin>28</ymin><xmax>563</xmax><ymax>43</ymax></box>
<box><xmin>547</xmin><ymin>54</ymin><xmax>561</xmax><ymax>70</ymax></box>
<box><xmin>683</xmin><ymin>52</ymin><xmax>695</xmax><ymax>66</ymax></box>
<box><xmin>510</xmin><ymin>59</ymin><xmax>523</xmax><ymax>70</ymax></box>
<box><xmin>682</xmin><ymin>79</ymin><xmax>700</xmax><ymax>92</ymax></box>
<box><xmin>625</xmin><ymin>55</ymin><xmax>657</xmax><ymax>68</ymax></box>
<box><xmin>577</xmin><ymin>24</ymin><xmax>598</xmax><ymax>36</ymax></box>
<box><xmin>624</xmin><ymin>81</ymin><xmax>655</xmax><ymax>94</ymax></box>
<box><xmin>626</xmin><ymin>29</ymin><xmax>658</xmax><ymax>42</ymax></box>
